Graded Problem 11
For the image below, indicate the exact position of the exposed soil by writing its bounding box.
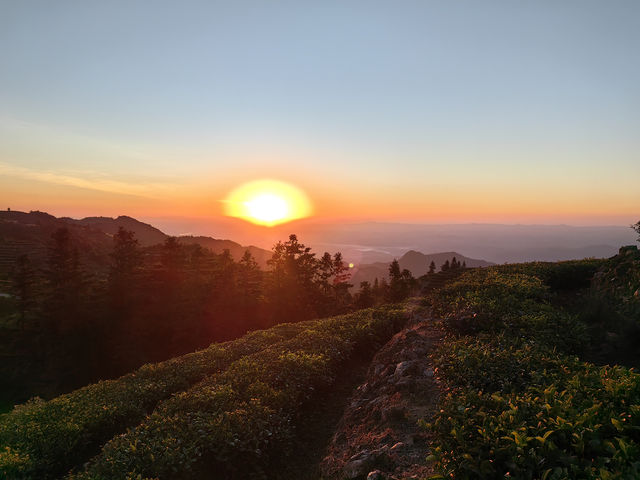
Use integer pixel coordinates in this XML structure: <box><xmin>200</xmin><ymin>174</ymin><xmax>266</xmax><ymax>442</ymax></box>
<box><xmin>319</xmin><ymin>305</ymin><xmax>442</xmax><ymax>480</ymax></box>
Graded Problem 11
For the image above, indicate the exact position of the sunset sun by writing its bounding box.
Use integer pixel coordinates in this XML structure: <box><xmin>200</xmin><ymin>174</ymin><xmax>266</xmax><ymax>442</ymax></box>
<box><xmin>223</xmin><ymin>179</ymin><xmax>313</xmax><ymax>226</ymax></box>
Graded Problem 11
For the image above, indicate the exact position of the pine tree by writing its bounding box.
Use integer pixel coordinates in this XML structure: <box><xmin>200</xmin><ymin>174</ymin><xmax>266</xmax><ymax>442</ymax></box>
<box><xmin>331</xmin><ymin>252</ymin><xmax>352</xmax><ymax>310</ymax></box>
<box><xmin>356</xmin><ymin>281</ymin><xmax>374</xmax><ymax>308</ymax></box>
<box><xmin>44</xmin><ymin>227</ymin><xmax>84</xmax><ymax>332</ymax></box>
<box><xmin>11</xmin><ymin>254</ymin><xmax>36</xmax><ymax>329</ymax></box>
<box><xmin>441</xmin><ymin>259</ymin><xmax>450</xmax><ymax>272</ymax></box>
<box><xmin>428</xmin><ymin>260</ymin><xmax>436</xmax><ymax>275</ymax></box>
<box><xmin>267</xmin><ymin>234</ymin><xmax>318</xmax><ymax>322</ymax></box>
<box><xmin>387</xmin><ymin>259</ymin><xmax>408</xmax><ymax>302</ymax></box>
<box><xmin>108</xmin><ymin>228</ymin><xmax>141</xmax><ymax>314</ymax></box>
<box><xmin>238</xmin><ymin>250</ymin><xmax>262</xmax><ymax>308</ymax></box>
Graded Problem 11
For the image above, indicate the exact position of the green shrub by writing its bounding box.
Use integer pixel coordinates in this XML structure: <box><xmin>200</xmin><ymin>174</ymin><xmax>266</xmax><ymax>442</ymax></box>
<box><xmin>425</xmin><ymin>262</ymin><xmax>640</xmax><ymax>479</ymax></box>
<box><xmin>428</xmin><ymin>365</ymin><xmax>640</xmax><ymax>479</ymax></box>
<box><xmin>0</xmin><ymin>322</ymin><xmax>313</xmax><ymax>480</ymax></box>
<box><xmin>494</xmin><ymin>259</ymin><xmax>605</xmax><ymax>291</ymax></box>
<box><xmin>69</xmin><ymin>308</ymin><xmax>406</xmax><ymax>480</ymax></box>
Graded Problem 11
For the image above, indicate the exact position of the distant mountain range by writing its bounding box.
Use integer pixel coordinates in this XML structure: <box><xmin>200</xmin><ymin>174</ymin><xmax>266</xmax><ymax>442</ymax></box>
<box><xmin>0</xmin><ymin>210</ymin><xmax>273</xmax><ymax>277</ymax></box>
<box><xmin>349</xmin><ymin>250</ymin><xmax>493</xmax><ymax>287</ymax></box>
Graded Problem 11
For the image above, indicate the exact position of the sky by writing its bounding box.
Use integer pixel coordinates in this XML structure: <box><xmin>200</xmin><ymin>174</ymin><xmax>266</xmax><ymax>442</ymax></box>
<box><xmin>1</xmin><ymin>1</ymin><xmax>639</xmax><ymax>233</ymax></box>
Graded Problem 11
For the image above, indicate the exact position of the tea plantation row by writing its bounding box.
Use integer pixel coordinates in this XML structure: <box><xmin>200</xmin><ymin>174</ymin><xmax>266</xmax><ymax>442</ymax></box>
<box><xmin>424</xmin><ymin>262</ymin><xmax>640</xmax><ymax>479</ymax></box>
<box><xmin>1</xmin><ymin>307</ymin><xmax>407</xmax><ymax>479</ymax></box>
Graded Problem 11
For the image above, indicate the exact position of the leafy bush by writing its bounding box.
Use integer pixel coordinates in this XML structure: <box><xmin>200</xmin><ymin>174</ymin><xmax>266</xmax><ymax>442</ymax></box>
<box><xmin>432</xmin><ymin>336</ymin><xmax>580</xmax><ymax>395</ymax></box>
<box><xmin>0</xmin><ymin>322</ymin><xmax>314</xmax><ymax>480</ymax></box>
<box><xmin>69</xmin><ymin>308</ymin><xmax>406</xmax><ymax>480</ymax></box>
<box><xmin>428</xmin><ymin>365</ymin><xmax>640</xmax><ymax>479</ymax></box>
<box><xmin>425</xmin><ymin>263</ymin><xmax>640</xmax><ymax>479</ymax></box>
<box><xmin>592</xmin><ymin>248</ymin><xmax>640</xmax><ymax>321</ymax></box>
<box><xmin>494</xmin><ymin>259</ymin><xmax>605</xmax><ymax>291</ymax></box>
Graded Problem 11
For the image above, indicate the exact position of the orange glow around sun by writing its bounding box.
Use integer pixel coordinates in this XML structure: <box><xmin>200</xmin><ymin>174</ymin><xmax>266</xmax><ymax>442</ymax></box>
<box><xmin>223</xmin><ymin>179</ymin><xmax>313</xmax><ymax>226</ymax></box>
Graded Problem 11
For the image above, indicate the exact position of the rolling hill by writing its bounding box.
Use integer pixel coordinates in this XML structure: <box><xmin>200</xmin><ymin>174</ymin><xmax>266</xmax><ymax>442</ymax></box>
<box><xmin>0</xmin><ymin>210</ymin><xmax>273</xmax><ymax>279</ymax></box>
<box><xmin>349</xmin><ymin>249</ymin><xmax>493</xmax><ymax>286</ymax></box>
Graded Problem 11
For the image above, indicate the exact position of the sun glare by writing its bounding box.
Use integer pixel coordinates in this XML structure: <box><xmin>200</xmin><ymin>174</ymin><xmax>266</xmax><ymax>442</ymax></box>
<box><xmin>223</xmin><ymin>179</ymin><xmax>313</xmax><ymax>226</ymax></box>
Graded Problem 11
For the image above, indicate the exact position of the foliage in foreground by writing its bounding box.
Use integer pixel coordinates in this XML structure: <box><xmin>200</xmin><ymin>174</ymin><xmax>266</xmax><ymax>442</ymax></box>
<box><xmin>424</xmin><ymin>263</ymin><xmax>640</xmax><ymax>479</ymax></box>
<box><xmin>592</xmin><ymin>246</ymin><xmax>640</xmax><ymax>321</ymax></box>
<box><xmin>0</xmin><ymin>321</ymin><xmax>312</xmax><ymax>480</ymax></box>
<box><xmin>0</xmin><ymin>307</ymin><xmax>405</xmax><ymax>480</ymax></box>
<box><xmin>67</xmin><ymin>307</ymin><xmax>405</xmax><ymax>480</ymax></box>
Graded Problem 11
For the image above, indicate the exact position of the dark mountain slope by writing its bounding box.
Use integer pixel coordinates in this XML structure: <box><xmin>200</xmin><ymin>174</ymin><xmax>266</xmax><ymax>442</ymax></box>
<box><xmin>0</xmin><ymin>210</ymin><xmax>272</xmax><ymax>280</ymax></box>
<box><xmin>63</xmin><ymin>215</ymin><xmax>166</xmax><ymax>246</ymax></box>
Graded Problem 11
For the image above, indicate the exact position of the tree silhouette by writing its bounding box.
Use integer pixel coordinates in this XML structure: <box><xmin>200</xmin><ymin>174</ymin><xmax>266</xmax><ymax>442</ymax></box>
<box><xmin>238</xmin><ymin>250</ymin><xmax>262</xmax><ymax>307</ymax></box>
<box><xmin>267</xmin><ymin>234</ymin><xmax>318</xmax><ymax>322</ymax></box>
<box><xmin>428</xmin><ymin>260</ymin><xmax>436</xmax><ymax>275</ymax></box>
<box><xmin>11</xmin><ymin>254</ymin><xmax>36</xmax><ymax>329</ymax></box>
<box><xmin>356</xmin><ymin>281</ymin><xmax>374</xmax><ymax>308</ymax></box>
<box><xmin>387</xmin><ymin>259</ymin><xmax>411</xmax><ymax>302</ymax></box>
<box><xmin>108</xmin><ymin>228</ymin><xmax>141</xmax><ymax>315</ymax></box>
<box><xmin>441</xmin><ymin>259</ymin><xmax>450</xmax><ymax>272</ymax></box>
<box><xmin>44</xmin><ymin>227</ymin><xmax>84</xmax><ymax>332</ymax></box>
<box><xmin>633</xmin><ymin>221</ymin><xmax>640</xmax><ymax>243</ymax></box>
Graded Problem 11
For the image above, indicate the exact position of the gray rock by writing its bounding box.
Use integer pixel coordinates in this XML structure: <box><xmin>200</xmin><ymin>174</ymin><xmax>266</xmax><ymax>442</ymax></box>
<box><xmin>344</xmin><ymin>458</ymin><xmax>370</xmax><ymax>479</ymax></box>
<box><xmin>394</xmin><ymin>361</ymin><xmax>418</xmax><ymax>377</ymax></box>
<box><xmin>381</xmin><ymin>405</ymin><xmax>406</xmax><ymax>422</ymax></box>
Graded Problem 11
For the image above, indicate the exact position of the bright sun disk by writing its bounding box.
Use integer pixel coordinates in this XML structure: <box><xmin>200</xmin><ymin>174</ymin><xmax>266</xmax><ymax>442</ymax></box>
<box><xmin>223</xmin><ymin>179</ymin><xmax>312</xmax><ymax>226</ymax></box>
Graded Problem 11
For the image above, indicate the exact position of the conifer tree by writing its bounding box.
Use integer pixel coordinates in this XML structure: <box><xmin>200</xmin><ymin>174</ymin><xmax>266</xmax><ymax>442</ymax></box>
<box><xmin>108</xmin><ymin>228</ymin><xmax>141</xmax><ymax>314</ymax></box>
<box><xmin>267</xmin><ymin>234</ymin><xmax>318</xmax><ymax>322</ymax></box>
<box><xmin>238</xmin><ymin>250</ymin><xmax>261</xmax><ymax>303</ymax></box>
<box><xmin>387</xmin><ymin>259</ymin><xmax>409</xmax><ymax>302</ymax></box>
<box><xmin>44</xmin><ymin>227</ymin><xmax>84</xmax><ymax>332</ymax></box>
<box><xmin>11</xmin><ymin>254</ymin><xmax>36</xmax><ymax>329</ymax></box>
<box><xmin>356</xmin><ymin>281</ymin><xmax>374</xmax><ymax>308</ymax></box>
<box><xmin>428</xmin><ymin>260</ymin><xmax>436</xmax><ymax>275</ymax></box>
<box><xmin>633</xmin><ymin>221</ymin><xmax>640</xmax><ymax>242</ymax></box>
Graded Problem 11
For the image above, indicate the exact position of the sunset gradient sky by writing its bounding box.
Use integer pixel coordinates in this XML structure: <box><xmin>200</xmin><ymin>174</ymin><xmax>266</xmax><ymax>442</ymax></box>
<box><xmin>1</xmin><ymin>1</ymin><xmax>638</xmax><ymax>232</ymax></box>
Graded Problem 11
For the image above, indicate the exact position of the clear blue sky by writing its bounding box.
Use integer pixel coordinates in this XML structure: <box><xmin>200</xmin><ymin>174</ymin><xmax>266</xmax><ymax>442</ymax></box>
<box><xmin>1</xmin><ymin>1</ymin><xmax>638</xmax><ymax>225</ymax></box>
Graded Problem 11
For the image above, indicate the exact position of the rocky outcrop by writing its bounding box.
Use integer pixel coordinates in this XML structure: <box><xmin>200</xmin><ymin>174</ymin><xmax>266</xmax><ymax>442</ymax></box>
<box><xmin>320</xmin><ymin>309</ymin><xmax>441</xmax><ymax>480</ymax></box>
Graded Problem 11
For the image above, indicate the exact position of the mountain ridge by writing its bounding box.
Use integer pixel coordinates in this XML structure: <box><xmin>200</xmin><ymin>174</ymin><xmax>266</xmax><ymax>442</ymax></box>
<box><xmin>349</xmin><ymin>249</ymin><xmax>493</xmax><ymax>287</ymax></box>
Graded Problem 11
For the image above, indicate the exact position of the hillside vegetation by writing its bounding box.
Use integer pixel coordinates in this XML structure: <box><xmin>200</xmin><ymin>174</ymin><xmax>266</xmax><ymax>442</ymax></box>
<box><xmin>3</xmin><ymin>249</ymin><xmax>640</xmax><ymax>480</ymax></box>
<box><xmin>424</xmin><ymin>255</ymin><xmax>640</xmax><ymax>479</ymax></box>
<box><xmin>0</xmin><ymin>307</ymin><xmax>407</xmax><ymax>480</ymax></box>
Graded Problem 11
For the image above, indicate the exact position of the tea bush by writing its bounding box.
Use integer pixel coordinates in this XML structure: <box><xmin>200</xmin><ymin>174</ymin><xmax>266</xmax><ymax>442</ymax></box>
<box><xmin>425</xmin><ymin>264</ymin><xmax>640</xmax><ymax>479</ymax></box>
<box><xmin>428</xmin><ymin>365</ymin><xmax>640</xmax><ymax>479</ymax></box>
<box><xmin>494</xmin><ymin>259</ymin><xmax>605</xmax><ymax>291</ymax></box>
<box><xmin>0</xmin><ymin>321</ymin><xmax>314</xmax><ymax>480</ymax></box>
<box><xmin>69</xmin><ymin>308</ymin><xmax>406</xmax><ymax>480</ymax></box>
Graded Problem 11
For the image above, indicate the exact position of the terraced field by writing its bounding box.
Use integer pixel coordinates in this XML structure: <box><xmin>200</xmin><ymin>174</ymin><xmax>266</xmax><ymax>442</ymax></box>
<box><xmin>0</xmin><ymin>308</ymin><xmax>407</xmax><ymax>479</ymax></box>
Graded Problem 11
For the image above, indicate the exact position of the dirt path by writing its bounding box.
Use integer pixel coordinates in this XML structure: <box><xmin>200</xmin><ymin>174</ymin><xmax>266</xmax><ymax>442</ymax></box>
<box><xmin>319</xmin><ymin>305</ymin><xmax>442</xmax><ymax>480</ymax></box>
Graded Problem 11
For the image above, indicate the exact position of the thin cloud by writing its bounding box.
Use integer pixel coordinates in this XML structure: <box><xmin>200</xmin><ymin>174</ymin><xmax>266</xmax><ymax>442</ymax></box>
<box><xmin>0</xmin><ymin>162</ymin><xmax>173</xmax><ymax>198</ymax></box>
